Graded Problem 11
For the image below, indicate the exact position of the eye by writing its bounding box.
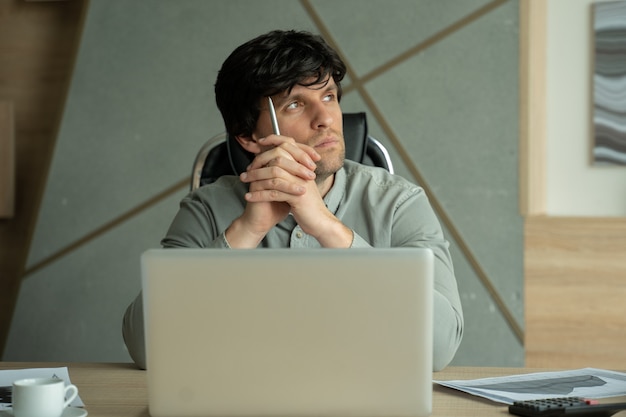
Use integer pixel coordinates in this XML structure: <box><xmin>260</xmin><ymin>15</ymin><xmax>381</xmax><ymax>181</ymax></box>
<box><xmin>322</xmin><ymin>93</ymin><xmax>336</xmax><ymax>102</ymax></box>
<box><xmin>286</xmin><ymin>101</ymin><xmax>300</xmax><ymax>110</ymax></box>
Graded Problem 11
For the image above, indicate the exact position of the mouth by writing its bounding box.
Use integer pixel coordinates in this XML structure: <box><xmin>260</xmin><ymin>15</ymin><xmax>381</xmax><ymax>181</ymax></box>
<box><xmin>315</xmin><ymin>139</ymin><xmax>338</xmax><ymax>149</ymax></box>
<box><xmin>312</xmin><ymin>132</ymin><xmax>341</xmax><ymax>149</ymax></box>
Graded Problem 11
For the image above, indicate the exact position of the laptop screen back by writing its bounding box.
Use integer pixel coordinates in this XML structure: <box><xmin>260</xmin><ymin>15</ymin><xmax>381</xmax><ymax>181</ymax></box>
<box><xmin>141</xmin><ymin>248</ymin><xmax>434</xmax><ymax>417</ymax></box>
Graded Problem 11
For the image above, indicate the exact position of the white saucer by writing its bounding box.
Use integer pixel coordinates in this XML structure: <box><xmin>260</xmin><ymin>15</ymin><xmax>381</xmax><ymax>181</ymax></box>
<box><xmin>62</xmin><ymin>407</ymin><xmax>88</xmax><ymax>417</ymax></box>
<box><xmin>0</xmin><ymin>407</ymin><xmax>87</xmax><ymax>417</ymax></box>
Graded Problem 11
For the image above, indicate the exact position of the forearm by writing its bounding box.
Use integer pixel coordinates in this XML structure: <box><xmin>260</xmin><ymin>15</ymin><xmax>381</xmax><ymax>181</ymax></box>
<box><xmin>224</xmin><ymin>217</ymin><xmax>267</xmax><ymax>248</ymax></box>
<box><xmin>310</xmin><ymin>215</ymin><xmax>354</xmax><ymax>248</ymax></box>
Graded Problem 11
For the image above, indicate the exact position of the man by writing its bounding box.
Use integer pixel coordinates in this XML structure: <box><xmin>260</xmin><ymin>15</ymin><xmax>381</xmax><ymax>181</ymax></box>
<box><xmin>123</xmin><ymin>30</ymin><xmax>463</xmax><ymax>370</ymax></box>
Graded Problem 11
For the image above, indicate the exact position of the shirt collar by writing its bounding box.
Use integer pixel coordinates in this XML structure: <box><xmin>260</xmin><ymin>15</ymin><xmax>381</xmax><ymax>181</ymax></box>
<box><xmin>323</xmin><ymin>165</ymin><xmax>346</xmax><ymax>215</ymax></box>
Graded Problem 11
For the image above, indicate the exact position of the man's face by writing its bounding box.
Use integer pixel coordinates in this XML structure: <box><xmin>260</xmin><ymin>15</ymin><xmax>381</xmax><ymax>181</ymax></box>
<box><xmin>253</xmin><ymin>76</ymin><xmax>345</xmax><ymax>182</ymax></box>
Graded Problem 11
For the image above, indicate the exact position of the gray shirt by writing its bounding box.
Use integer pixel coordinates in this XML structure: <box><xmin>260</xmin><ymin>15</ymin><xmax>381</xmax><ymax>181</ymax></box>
<box><xmin>123</xmin><ymin>160</ymin><xmax>463</xmax><ymax>370</ymax></box>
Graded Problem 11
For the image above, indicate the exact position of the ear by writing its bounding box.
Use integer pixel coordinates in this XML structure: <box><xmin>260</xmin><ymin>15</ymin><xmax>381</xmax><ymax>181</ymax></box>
<box><xmin>234</xmin><ymin>134</ymin><xmax>262</xmax><ymax>154</ymax></box>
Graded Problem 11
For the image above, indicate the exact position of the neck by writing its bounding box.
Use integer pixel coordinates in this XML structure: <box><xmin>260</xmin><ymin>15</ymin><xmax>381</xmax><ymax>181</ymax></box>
<box><xmin>316</xmin><ymin>173</ymin><xmax>336</xmax><ymax>198</ymax></box>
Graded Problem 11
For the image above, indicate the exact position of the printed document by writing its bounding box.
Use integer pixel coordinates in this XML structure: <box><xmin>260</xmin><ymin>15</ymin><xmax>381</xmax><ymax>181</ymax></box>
<box><xmin>0</xmin><ymin>367</ymin><xmax>84</xmax><ymax>410</ymax></box>
<box><xmin>435</xmin><ymin>368</ymin><xmax>626</xmax><ymax>404</ymax></box>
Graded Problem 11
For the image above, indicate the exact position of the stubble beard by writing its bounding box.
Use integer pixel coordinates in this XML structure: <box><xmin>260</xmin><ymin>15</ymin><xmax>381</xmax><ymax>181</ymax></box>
<box><xmin>314</xmin><ymin>149</ymin><xmax>345</xmax><ymax>185</ymax></box>
<box><xmin>305</xmin><ymin>128</ymin><xmax>345</xmax><ymax>184</ymax></box>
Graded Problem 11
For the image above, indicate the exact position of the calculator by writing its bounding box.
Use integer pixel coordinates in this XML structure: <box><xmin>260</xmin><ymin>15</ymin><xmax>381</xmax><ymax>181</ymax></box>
<box><xmin>0</xmin><ymin>386</ymin><xmax>11</xmax><ymax>404</ymax></box>
<box><xmin>509</xmin><ymin>397</ymin><xmax>626</xmax><ymax>416</ymax></box>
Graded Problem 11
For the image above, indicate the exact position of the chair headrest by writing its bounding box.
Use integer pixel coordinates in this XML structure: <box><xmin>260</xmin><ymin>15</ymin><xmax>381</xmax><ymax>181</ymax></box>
<box><xmin>226</xmin><ymin>112</ymin><xmax>369</xmax><ymax>175</ymax></box>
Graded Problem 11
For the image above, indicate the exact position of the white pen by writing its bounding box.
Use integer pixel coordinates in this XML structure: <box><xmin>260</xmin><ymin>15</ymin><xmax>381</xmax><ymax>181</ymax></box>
<box><xmin>268</xmin><ymin>96</ymin><xmax>294</xmax><ymax>217</ymax></box>
<box><xmin>268</xmin><ymin>96</ymin><xmax>280</xmax><ymax>135</ymax></box>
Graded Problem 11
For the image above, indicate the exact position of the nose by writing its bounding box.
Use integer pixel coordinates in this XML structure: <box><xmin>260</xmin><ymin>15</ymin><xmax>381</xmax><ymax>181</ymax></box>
<box><xmin>310</xmin><ymin>102</ymin><xmax>334</xmax><ymax>130</ymax></box>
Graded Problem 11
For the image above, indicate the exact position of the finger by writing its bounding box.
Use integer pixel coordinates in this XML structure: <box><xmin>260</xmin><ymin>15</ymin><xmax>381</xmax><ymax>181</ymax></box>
<box><xmin>248</xmin><ymin>147</ymin><xmax>294</xmax><ymax>170</ymax></box>
<box><xmin>297</xmin><ymin>143</ymin><xmax>322</xmax><ymax>162</ymax></box>
<box><xmin>255</xmin><ymin>136</ymin><xmax>320</xmax><ymax>169</ymax></box>
<box><xmin>246</xmin><ymin>148</ymin><xmax>316</xmax><ymax>180</ymax></box>
<box><xmin>241</xmin><ymin>164</ymin><xmax>315</xmax><ymax>184</ymax></box>
<box><xmin>249</xmin><ymin>176</ymin><xmax>307</xmax><ymax>196</ymax></box>
<box><xmin>249</xmin><ymin>142</ymin><xmax>317</xmax><ymax>171</ymax></box>
<box><xmin>244</xmin><ymin>187</ymin><xmax>304</xmax><ymax>203</ymax></box>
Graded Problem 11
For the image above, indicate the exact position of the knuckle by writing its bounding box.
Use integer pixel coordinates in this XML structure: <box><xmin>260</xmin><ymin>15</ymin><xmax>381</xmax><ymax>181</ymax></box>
<box><xmin>269</xmin><ymin>178</ymin><xmax>281</xmax><ymax>188</ymax></box>
<box><xmin>269</xmin><ymin>165</ymin><xmax>281</xmax><ymax>176</ymax></box>
<box><xmin>268</xmin><ymin>189</ymin><xmax>280</xmax><ymax>199</ymax></box>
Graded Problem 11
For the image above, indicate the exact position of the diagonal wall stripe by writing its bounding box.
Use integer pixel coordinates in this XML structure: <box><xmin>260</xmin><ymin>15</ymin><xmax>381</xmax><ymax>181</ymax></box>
<box><xmin>23</xmin><ymin>178</ymin><xmax>188</xmax><ymax>278</ymax></box>
<box><xmin>301</xmin><ymin>0</ymin><xmax>524</xmax><ymax>345</ymax></box>
<box><xmin>344</xmin><ymin>0</ymin><xmax>509</xmax><ymax>93</ymax></box>
<box><xmin>358</xmin><ymin>88</ymin><xmax>524</xmax><ymax>345</ymax></box>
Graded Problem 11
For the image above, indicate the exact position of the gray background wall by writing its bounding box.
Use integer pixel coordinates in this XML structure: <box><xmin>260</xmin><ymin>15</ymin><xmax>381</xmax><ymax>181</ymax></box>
<box><xmin>3</xmin><ymin>0</ymin><xmax>523</xmax><ymax>366</ymax></box>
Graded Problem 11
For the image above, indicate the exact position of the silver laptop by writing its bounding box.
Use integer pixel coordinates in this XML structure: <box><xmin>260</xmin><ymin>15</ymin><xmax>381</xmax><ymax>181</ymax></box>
<box><xmin>141</xmin><ymin>248</ymin><xmax>434</xmax><ymax>417</ymax></box>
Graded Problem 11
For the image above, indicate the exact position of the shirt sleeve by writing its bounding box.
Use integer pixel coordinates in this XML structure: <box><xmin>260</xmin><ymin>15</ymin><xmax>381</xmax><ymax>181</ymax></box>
<box><xmin>341</xmin><ymin>175</ymin><xmax>463</xmax><ymax>370</ymax></box>
<box><xmin>390</xmin><ymin>186</ymin><xmax>464</xmax><ymax>371</ymax></box>
<box><xmin>161</xmin><ymin>194</ymin><xmax>230</xmax><ymax>248</ymax></box>
<box><xmin>122</xmin><ymin>292</ymin><xmax>146</xmax><ymax>369</ymax></box>
<box><xmin>122</xmin><ymin>192</ymin><xmax>232</xmax><ymax>369</ymax></box>
<box><xmin>349</xmin><ymin>232</ymin><xmax>373</xmax><ymax>248</ymax></box>
<box><xmin>160</xmin><ymin>177</ymin><xmax>246</xmax><ymax>248</ymax></box>
<box><xmin>318</xmin><ymin>170</ymin><xmax>464</xmax><ymax>369</ymax></box>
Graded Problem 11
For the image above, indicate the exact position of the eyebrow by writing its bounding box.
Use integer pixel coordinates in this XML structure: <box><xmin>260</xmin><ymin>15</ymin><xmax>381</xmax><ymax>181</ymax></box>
<box><xmin>273</xmin><ymin>83</ymin><xmax>338</xmax><ymax>108</ymax></box>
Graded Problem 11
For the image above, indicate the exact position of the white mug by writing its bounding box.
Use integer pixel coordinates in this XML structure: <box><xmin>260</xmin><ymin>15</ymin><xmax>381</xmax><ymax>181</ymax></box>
<box><xmin>12</xmin><ymin>377</ymin><xmax>78</xmax><ymax>417</ymax></box>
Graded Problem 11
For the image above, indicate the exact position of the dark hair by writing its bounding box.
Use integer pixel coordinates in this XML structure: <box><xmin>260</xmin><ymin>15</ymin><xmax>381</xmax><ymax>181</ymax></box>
<box><xmin>215</xmin><ymin>30</ymin><xmax>347</xmax><ymax>138</ymax></box>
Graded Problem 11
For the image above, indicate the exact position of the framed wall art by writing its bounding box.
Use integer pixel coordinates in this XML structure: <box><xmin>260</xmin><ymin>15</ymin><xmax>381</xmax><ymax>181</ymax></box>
<box><xmin>592</xmin><ymin>0</ymin><xmax>626</xmax><ymax>166</ymax></box>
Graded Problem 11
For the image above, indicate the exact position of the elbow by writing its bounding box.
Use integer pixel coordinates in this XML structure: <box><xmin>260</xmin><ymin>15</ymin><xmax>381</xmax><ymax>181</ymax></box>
<box><xmin>432</xmin><ymin>320</ymin><xmax>463</xmax><ymax>371</ymax></box>
<box><xmin>122</xmin><ymin>294</ymin><xmax>147</xmax><ymax>370</ymax></box>
<box><xmin>432</xmin><ymin>294</ymin><xmax>464</xmax><ymax>371</ymax></box>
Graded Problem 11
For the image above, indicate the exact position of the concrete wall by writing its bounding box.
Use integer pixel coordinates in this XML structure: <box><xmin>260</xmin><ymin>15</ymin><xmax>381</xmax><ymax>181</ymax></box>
<box><xmin>4</xmin><ymin>0</ymin><xmax>523</xmax><ymax>366</ymax></box>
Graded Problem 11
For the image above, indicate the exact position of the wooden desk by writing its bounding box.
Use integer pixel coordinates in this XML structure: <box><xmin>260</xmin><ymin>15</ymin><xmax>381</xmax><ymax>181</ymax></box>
<box><xmin>0</xmin><ymin>363</ymin><xmax>580</xmax><ymax>417</ymax></box>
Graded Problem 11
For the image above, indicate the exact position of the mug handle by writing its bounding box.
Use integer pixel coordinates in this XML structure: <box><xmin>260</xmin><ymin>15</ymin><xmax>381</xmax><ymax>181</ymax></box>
<box><xmin>63</xmin><ymin>384</ymin><xmax>78</xmax><ymax>408</ymax></box>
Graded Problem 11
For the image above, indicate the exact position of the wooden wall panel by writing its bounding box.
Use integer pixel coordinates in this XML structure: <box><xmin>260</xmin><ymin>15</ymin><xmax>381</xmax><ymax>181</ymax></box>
<box><xmin>0</xmin><ymin>102</ymin><xmax>14</xmax><ymax>218</ymax></box>
<box><xmin>519</xmin><ymin>0</ymin><xmax>546</xmax><ymax>216</ymax></box>
<box><xmin>0</xmin><ymin>0</ymin><xmax>86</xmax><ymax>356</ymax></box>
<box><xmin>525</xmin><ymin>216</ymin><xmax>626</xmax><ymax>368</ymax></box>
<box><xmin>521</xmin><ymin>1</ymin><xmax>626</xmax><ymax>370</ymax></box>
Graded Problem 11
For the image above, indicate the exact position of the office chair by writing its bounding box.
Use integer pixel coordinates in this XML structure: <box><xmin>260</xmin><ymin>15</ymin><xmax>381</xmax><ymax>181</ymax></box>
<box><xmin>191</xmin><ymin>112</ymin><xmax>394</xmax><ymax>190</ymax></box>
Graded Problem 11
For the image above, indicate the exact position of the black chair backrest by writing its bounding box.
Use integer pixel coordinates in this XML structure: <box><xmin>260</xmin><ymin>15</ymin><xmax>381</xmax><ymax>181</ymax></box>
<box><xmin>194</xmin><ymin>112</ymin><xmax>393</xmax><ymax>189</ymax></box>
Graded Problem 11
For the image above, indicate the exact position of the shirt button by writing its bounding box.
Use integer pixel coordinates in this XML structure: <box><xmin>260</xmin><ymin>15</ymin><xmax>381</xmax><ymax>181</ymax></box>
<box><xmin>296</xmin><ymin>231</ymin><xmax>303</xmax><ymax>239</ymax></box>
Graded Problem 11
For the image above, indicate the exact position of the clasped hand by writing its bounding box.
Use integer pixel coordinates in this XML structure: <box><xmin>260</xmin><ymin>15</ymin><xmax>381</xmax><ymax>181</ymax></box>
<box><xmin>239</xmin><ymin>134</ymin><xmax>324</xmax><ymax>232</ymax></box>
<box><xmin>224</xmin><ymin>134</ymin><xmax>353</xmax><ymax>248</ymax></box>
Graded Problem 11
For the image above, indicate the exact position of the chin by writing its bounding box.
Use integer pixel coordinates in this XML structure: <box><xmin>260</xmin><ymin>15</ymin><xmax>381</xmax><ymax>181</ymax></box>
<box><xmin>315</xmin><ymin>155</ymin><xmax>345</xmax><ymax>183</ymax></box>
